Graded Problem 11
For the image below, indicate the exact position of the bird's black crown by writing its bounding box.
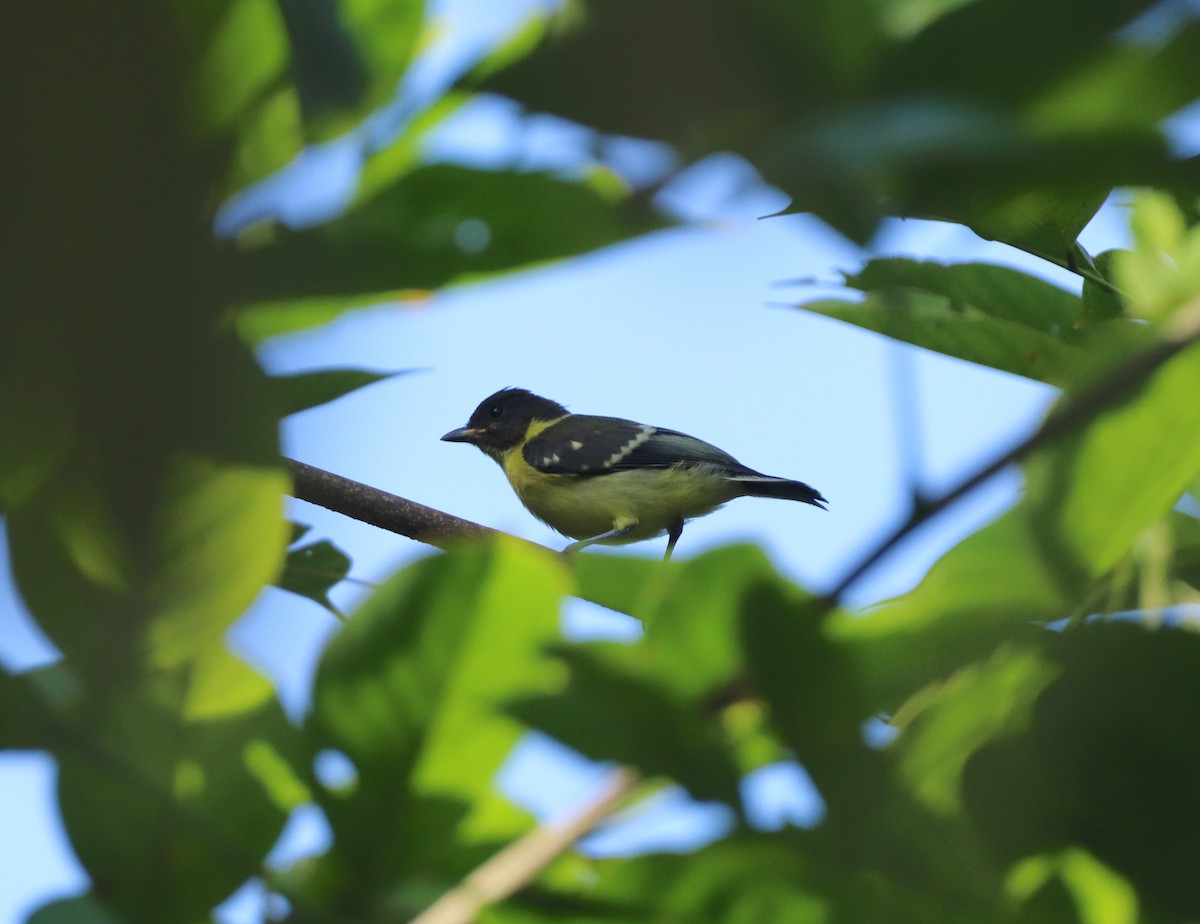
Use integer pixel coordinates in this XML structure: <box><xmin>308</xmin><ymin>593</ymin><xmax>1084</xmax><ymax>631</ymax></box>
<box><xmin>455</xmin><ymin>388</ymin><xmax>569</xmax><ymax>454</ymax></box>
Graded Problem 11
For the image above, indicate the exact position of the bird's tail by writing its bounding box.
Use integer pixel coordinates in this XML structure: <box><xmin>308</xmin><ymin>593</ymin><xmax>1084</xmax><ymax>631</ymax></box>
<box><xmin>730</xmin><ymin>475</ymin><xmax>827</xmax><ymax>509</ymax></box>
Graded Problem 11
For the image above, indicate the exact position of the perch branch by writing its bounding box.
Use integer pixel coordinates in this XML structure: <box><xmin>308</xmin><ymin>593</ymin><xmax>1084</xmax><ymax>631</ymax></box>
<box><xmin>287</xmin><ymin>459</ymin><xmax>519</xmax><ymax>551</ymax></box>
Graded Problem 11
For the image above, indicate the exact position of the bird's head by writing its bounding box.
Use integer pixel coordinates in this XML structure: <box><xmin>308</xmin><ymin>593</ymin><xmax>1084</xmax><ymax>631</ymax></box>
<box><xmin>442</xmin><ymin>388</ymin><xmax>568</xmax><ymax>460</ymax></box>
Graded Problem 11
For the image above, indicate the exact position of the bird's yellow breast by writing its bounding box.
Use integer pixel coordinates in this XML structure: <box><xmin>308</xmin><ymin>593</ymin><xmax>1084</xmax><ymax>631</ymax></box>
<box><xmin>500</xmin><ymin>448</ymin><xmax>737</xmax><ymax>543</ymax></box>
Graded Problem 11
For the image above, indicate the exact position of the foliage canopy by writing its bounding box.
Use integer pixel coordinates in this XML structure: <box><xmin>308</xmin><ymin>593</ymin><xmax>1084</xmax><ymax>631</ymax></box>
<box><xmin>4</xmin><ymin>0</ymin><xmax>1200</xmax><ymax>922</ymax></box>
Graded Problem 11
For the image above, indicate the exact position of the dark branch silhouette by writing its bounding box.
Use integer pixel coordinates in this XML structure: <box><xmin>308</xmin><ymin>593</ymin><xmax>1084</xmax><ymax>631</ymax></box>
<box><xmin>828</xmin><ymin>298</ymin><xmax>1200</xmax><ymax>600</ymax></box>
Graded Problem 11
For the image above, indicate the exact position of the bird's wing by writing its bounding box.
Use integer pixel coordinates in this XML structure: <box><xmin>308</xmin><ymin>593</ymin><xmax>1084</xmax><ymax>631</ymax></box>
<box><xmin>524</xmin><ymin>416</ymin><xmax>745</xmax><ymax>476</ymax></box>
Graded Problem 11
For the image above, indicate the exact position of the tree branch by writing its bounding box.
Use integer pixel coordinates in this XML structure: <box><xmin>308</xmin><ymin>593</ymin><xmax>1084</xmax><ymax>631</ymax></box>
<box><xmin>411</xmin><ymin>768</ymin><xmax>641</xmax><ymax>924</ymax></box>
<box><xmin>829</xmin><ymin>298</ymin><xmax>1200</xmax><ymax>600</ymax></box>
<box><xmin>286</xmin><ymin>459</ymin><xmax>514</xmax><ymax>551</ymax></box>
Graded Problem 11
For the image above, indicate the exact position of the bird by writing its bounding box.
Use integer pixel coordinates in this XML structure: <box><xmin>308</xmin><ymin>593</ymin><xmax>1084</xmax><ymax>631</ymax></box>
<box><xmin>442</xmin><ymin>388</ymin><xmax>826</xmax><ymax>559</ymax></box>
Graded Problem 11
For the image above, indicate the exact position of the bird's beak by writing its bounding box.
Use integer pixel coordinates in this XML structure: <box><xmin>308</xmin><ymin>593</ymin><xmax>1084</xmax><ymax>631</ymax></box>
<box><xmin>441</xmin><ymin>426</ymin><xmax>486</xmax><ymax>443</ymax></box>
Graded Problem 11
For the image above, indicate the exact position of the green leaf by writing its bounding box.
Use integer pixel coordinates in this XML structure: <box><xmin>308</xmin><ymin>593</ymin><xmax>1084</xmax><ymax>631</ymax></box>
<box><xmin>639</xmin><ymin>546</ymin><xmax>783</xmax><ymax>698</ymax></box>
<box><xmin>964</xmin><ymin>623</ymin><xmax>1200</xmax><ymax>919</ymax></box>
<box><xmin>550</xmin><ymin>837</ymin><xmax>825</xmax><ymax>922</ymax></box>
<box><xmin>1025</xmin><ymin>334</ymin><xmax>1200</xmax><ymax>579</ymax></box>
<box><xmin>845</xmin><ymin>259</ymin><xmax>1081</xmax><ymax>334</ymax></box>
<box><xmin>886</xmin><ymin>0</ymin><xmax>1149</xmax><ymax>107</ymax></box>
<box><xmin>311</xmin><ymin>0</ymin><xmax>427</xmax><ymax>139</ymax></box>
<box><xmin>307</xmin><ymin>539</ymin><xmax>570</xmax><ymax>909</ymax></box>
<box><xmin>965</xmin><ymin>190</ymin><xmax>1110</xmax><ymax>270</ymax></box>
<box><xmin>509</xmin><ymin>642</ymin><xmax>744</xmax><ymax>807</ymax></box>
<box><xmin>222</xmin><ymin>164</ymin><xmax>671</xmax><ymax>304</ymax></box>
<box><xmin>1116</xmin><ymin>190</ymin><xmax>1200</xmax><ymax>320</ymax></box>
<box><xmin>892</xmin><ymin>645</ymin><xmax>1060</xmax><ymax>815</ymax></box>
<box><xmin>187</xmin><ymin>0</ymin><xmax>290</xmax><ymax>138</ymax></box>
<box><xmin>220</xmin><ymin>88</ymin><xmax>306</xmax><ymax>197</ymax></box>
<box><xmin>803</xmin><ymin>289</ymin><xmax>1084</xmax><ymax>384</ymax></box>
<box><xmin>505</xmin><ymin>832</ymin><xmax>1013</xmax><ymax>924</ymax></box>
<box><xmin>6</xmin><ymin>333</ymin><xmax>288</xmax><ymax>676</ymax></box>
<box><xmin>829</xmin><ymin>506</ymin><xmax>1068</xmax><ymax>709</ymax></box>
<box><xmin>477</xmin><ymin>0</ymin><xmax>1200</xmax><ymax>243</ymax></box>
<box><xmin>0</xmin><ymin>664</ymin><xmax>82</xmax><ymax>752</ymax></box>
<box><xmin>21</xmin><ymin>650</ymin><xmax>297</xmax><ymax>924</ymax></box>
<box><xmin>275</xmin><ymin>536</ymin><xmax>352</xmax><ymax>616</ymax></box>
<box><xmin>1080</xmin><ymin>250</ymin><xmax>1125</xmax><ymax>324</ymax></box>
<box><xmin>0</xmin><ymin>348</ymin><xmax>72</xmax><ymax>510</ymax></box>
<box><xmin>1006</xmin><ymin>849</ymin><xmax>1140</xmax><ymax>924</ymax></box>
<box><xmin>799</xmin><ymin>259</ymin><xmax>1149</xmax><ymax>385</ymax></box>
<box><xmin>25</xmin><ymin>896</ymin><xmax>124</xmax><ymax>924</ymax></box>
<box><xmin>571</xmin><ymin>551</ymin><xmax>670</xmax><ymax>620</ymax></box>
<box><xmin>8</xmin><ymin>456</ymin><xmax>286</xmax><ymax>677</ymax></box>
<box><xmin>832</xmin><ymin>322</ymin><xmax>1200</xmax><ymax>707</ymax></box>
<box><xmin>190</xmin><ymin>0</ymin><xmax>428</xmax><ymax>190</ymax></box>
<box><xmin>741</xmin><ymin>582</ymin><xmax>886</xmax><ymax>826</ymax></box>
<box><xmin>1170</xmin><ymin>511</ymin><xmax>1200</xmax><ymax>595</ymax></box>
<box><xmin>573</xmin><ymin>545</ymin><xmax>783</xmax><ymax>697</ymax></box>
<box><xmin>270</xmin><ymin>367</ymin><xmax>415</xmax><ymax>416</ymax></box>
<box><xmin>275</xmin><ymin>0</ymin><xmax>369</xmax><ymax>127</ymax></box>
<box><xmin>234</xmin><ymin>292</ymin><xmax>392</xmax><ymax>345</ymax></box>
<box><xmin>146</xmin><ymin>456</ymin><xmax>288</xmax><ymax>666</ymax></box>
<box><xmin>476</xmin><ymin>0</ymin><xmax>867</xmax><ymax>160</ymax></box>
<box><xmin>6</xmin><ymin>450</ymin><xmax>286</xmax><ymax>678</ymax></box>
<box><xmin>1026</xmin><ymin>20</ymin><xmax>1200</xmax><ymax>135</ymax></box>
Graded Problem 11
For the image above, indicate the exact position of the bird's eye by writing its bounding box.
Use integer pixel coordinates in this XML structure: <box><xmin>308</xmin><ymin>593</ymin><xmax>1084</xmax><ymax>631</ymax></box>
<box><xmin>488</xmin><ymin>404</ymin><xmax>505</xmax><ymax>420</ymax></box>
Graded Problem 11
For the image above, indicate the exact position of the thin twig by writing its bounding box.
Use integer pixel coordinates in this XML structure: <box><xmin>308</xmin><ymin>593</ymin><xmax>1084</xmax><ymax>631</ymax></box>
<box><xmin>828</xmin><ymin>298</ymin><xmax>1200</xmax><ymax>600</ymax></box>
<box><xmin>412</xmin><ymin>768</ymin><xmax>641</xmax><ymax>924</ymax></box>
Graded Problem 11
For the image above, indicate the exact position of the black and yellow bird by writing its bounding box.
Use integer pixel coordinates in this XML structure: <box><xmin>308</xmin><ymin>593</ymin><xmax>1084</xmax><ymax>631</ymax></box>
<box><xmin>442</xmin><ymin>388</ymin><xmax>826</xmax><ymax>558</ymax></box>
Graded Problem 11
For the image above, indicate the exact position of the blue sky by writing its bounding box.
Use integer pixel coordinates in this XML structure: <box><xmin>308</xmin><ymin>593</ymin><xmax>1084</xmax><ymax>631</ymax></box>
<box><xmin>2</xmin><ymin>0</ymin><xmax>1186</xmax><ymax>919</ymax></box>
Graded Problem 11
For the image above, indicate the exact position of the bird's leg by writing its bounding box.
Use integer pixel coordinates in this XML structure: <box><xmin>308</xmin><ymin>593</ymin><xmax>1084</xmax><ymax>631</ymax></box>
<box><xmin>563</xmin><ymin>520</ymin><xmax>639</xmax><ymax>555</ymax></box>
<box><xmin>664</xmin><ymin>516</ymin><xmax>685</xmax><ymax>561</ymax></box>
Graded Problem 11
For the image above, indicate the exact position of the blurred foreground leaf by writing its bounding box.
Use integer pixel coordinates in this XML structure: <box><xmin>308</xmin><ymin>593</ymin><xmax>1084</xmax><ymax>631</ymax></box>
<box><xmin>303</xmin><ymin>539</ymin><xmax>569</xmax><ymax>916</ymax></box>
<box><xmin>270</xmin><ymin>366</ymin><xmax>415</xmax><ymax>416</ymax></box>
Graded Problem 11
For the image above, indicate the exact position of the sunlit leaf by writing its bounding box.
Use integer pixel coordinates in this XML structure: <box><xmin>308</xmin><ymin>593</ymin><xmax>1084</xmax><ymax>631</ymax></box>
<box><xmin>803</xmin><ymin>289</ymin><xmax>1083</xmax><ymax>384</ymax></box>
<box><xmin>574</xmin><ymin>545</ymin><xmax>782</xmax><ymax>696</ymax></box>
<box><xmin>1025</xmin><ymin>335</ymin><xmax>1200</xmax><ymax>579</ymax></box>
<box><xmin>188</xmin><ymin>0</ymin><xmax>290</xmax><ymax>137</ymax></box>
<box><xmin>44</xmin><ymin>651</ymin><xmax>297</xmax><ymax>924</ymax></box>
<box><xmin>834</xmin><ymin>317</ymin><xmax>1200</xmax><ymax>707</ymax></box>
<box><xmin>1007</xmin><ymin>849</ymin><xmax>1140</xmax><ymax>924</ymax></box>
<box><xmin>893</xmin><ymin>645</ymin><xmax>1060</xmax><ymax>815</ymax></box>
<box><xmin>509</xmin><ymin>642</ymin><xmax>744</xmax><ymax>806</ymax></box>
<box><xmin>829</xmin><ymin>506</ymin><xmax>1067</xmax><ymax>709</ymax></box>
<box><xmin>965</xmin><ymin>190</ymin><xmax>1110</xmax><ymax>270</ymax></box>
<box><xmin>233</xmin><ymin>292</ymin><xmax>397</xmax><ymax>344</ymax></box>
<box><xmin>1116</xmin><ymin>190</ymin><xmax>1200</xmax><ymax>320</ymax></box>
<box><xmin>1027</xmin><ymin>20</ymin><xmax>1200</xmax><ymax>135</ymax></box>
<box><xmin>846</xmin><ymin>259</ymin><xmax>1081</xmax><ymax>332</ymax></box>
<box><xmin>307</xmin><ymin>539</ymin><xmax>569</xmax><ymax>909</ymax></box>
